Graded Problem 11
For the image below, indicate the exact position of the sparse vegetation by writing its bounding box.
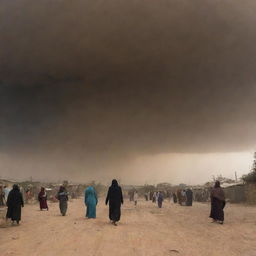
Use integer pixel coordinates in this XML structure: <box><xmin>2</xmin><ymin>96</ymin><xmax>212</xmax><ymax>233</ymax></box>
<box><xmin>242</xmin><ymin>152</ymin><xmax>256</xmax><ymax>184</ymax></box>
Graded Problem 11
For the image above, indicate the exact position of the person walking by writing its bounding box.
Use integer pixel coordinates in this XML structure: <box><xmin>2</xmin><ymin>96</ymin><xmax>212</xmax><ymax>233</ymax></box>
<box><xmin>134</xmin><ymin>191</ymin><xmax>138</xmax><ymax>206</ymax></box>
<box><xmin>185</xmin><ymin>188</ymin><xmax>193</xmax><ymax>206</ymax></box>
<box><xmin>210</xmin><ymin>181</ymin><xmax>226</xmax><ymax>224</ymax></box>
<box><xmin>84</xmin><ymin>186</ymin><xmax>98</xmax><ymax>218</ymax></box>
<box><xmin>105</xmin><ymin>179</ymin><xmax>123</xmax><ymax>226</ymax></box>
<box><xmin>173</xmin><ymin>193</ymin><xmax>177</xmax><ymax>203</ymax></box>
<box><xmin>38</xmin><ymin>187</ymin><xmax>49</xmax><ymax>211</ymax></box>
<box><xmin>56</xmin><ymin>186</ymin><xmax>69</xmax><ymax>216</ymax></box>
<box><xmin>6</xmin><ymin>184</ymin><xmax>24</xmax><ymax>225</ymax></box>
<box><xmin>157</xmin><ymin>191</ymin><xmax>164</xmax><ymax>208</ymax></box>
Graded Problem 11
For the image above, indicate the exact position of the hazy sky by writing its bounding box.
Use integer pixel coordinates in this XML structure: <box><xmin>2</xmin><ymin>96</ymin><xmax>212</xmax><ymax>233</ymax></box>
<box><xmin>0</xmin><ymin>0</ymin><xmax>256</xmax><ymax>184</ymax></box>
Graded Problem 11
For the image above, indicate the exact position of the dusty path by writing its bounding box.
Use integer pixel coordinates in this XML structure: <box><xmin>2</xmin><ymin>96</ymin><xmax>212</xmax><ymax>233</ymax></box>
<box><xmin>0</xmin><ymin>199</ymin><xmax>256</xmax><ymax>256</ymax></box>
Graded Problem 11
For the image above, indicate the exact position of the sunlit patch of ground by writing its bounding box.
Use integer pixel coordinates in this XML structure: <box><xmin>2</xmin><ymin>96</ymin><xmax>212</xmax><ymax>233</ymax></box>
<box><xmin>0</xmin><ymin>199</ymin><xmax>256</xmax><ymax>256</ymax></box>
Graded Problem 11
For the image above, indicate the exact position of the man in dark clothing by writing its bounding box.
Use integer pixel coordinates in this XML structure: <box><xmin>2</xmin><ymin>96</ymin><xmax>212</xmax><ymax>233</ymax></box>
<box><xmin>105</xmin><ymin>179</ymin><xmax>123</xmax><ymax>226</ymax></box>
<box><xmin>6</xmin><ymin>184</ymin><xmax>24</xmax><ymax>225</ymax></box>
<box><xmin>185</xmin><ymin>189</ymin><xmax>193</xmax><ymax>206</ymax></box>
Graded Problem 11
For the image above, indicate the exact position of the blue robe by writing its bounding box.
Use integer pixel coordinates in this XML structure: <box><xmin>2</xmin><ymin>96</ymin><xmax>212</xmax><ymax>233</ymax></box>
<box><xmin>84</xmin><ymin>186</ymin><xmax>98</xmax><ymax>218</ymax></box>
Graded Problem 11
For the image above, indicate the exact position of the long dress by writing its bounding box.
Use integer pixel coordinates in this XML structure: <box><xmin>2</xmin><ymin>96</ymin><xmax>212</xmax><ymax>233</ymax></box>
<box><xmin>158</xmin><ymin>193</ymin><xmax>164</xmax><ymax>208</ymax></box>
<box><xmin>173</xmin><ymin>193</ymin><xmax>177</xmax><ymax>203</ymax></box>
<box><xmin>152</xmin><ymin>192</ymin><xmax>156</xmax><ymax>203</ymax></box>
<box><xmin>57</xmin><ymin>191</ymin><xmax>68</xmax><ymax>216</ymax></box>
<box><xmin>185</xmin><ymin>189</ymin><xmax>193</xmax><ymax>206</ymax></box>
<box><xmin>38</xmin><ymin>191</ymin><xmax>48</xmax><ymax>210</ymax></box>
<box><xmin>177</xmin><ymin>190</ymin><xmax>182</xmax><ymax>204</ymax></box>
<box><xmin>210</xmin><ymin>187</ymin><xmax>225</xmax><ymax>222</ymax></box>
<box><xmin>105</xmin><ymin>181</ymin><xmax>123</xmax><ymax>222</ymax></box>
<box><xmin>6</xmin><ymin>187</ymin><xmax>24</xmax><ymax>223</ymax></box>
<box><xmin>134</xmin><ymin>192</ymin><xmax>138</xmax><ymax>205</ymax></box>
<box><xmin>84</xmin><ymin>186</ymin><xmax>98</xmax><ymax>218</ymax></box>
<box><xmin>181</xmin><ymin>190</ymin><xmax>187</xmax><ymax>205</ymax></box>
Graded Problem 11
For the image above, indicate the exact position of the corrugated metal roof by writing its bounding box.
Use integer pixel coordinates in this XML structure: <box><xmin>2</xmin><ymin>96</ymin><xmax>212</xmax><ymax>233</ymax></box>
<box><xmin>222</xmin><ymin>182</ymin><xmax>244</xmax><ymax>188</ymax></box>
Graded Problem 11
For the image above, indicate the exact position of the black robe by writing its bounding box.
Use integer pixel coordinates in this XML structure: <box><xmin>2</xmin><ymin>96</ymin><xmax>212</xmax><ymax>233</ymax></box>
<box><xmin>173</xmin><ymin>193</ymin><xmax>177</xmax><ymax>203</ymax></box>
<box><xmin>210</xmin><ymin>187</ymin><xmax>225</xmax><ymax>221</ymax></box>
<box><xmin>210</xmin><ymin>197</ymin><xmax>225</xmax><ymax>221</ymax></box>
<box><xmin>105</xmin><ymin>185</ymin><xmax>123</xmax><ymax>222</ymax></box>
<box><xmin>185</xmin><ymin>189</ymin><xmax>193</xmax><ymax>206</ymax></box>
<box><xmin>6</xmin><ymin>188</ymin><xmax>24</xmax><ymax>222</ymax></box>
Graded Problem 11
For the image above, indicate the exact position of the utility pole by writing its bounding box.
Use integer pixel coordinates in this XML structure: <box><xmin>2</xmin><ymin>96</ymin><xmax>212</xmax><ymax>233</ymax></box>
<box><xmin>235</xmin><ymin>172</ymin><xmax>237</xmax><ymax>182</ymax></box>
<box><xmin>253</xmin><ymin>151</ymin><xmax>256</xmax><ymax>171</ymax></box>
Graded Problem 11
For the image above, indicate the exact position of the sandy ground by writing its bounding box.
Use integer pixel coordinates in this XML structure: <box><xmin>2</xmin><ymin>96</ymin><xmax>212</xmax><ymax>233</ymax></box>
<box><xmin>0</xmin><ymin>198</ymin><xmax>256</xmax><ymax>256</ymax></box>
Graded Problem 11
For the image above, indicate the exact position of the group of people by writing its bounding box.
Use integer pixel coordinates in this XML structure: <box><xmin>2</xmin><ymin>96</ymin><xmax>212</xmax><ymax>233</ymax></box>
<box><xmin>3</xmin><ymin>180</ymin><xmax>226</xmax><ymax>226</ymax></box>
<box><xmin>4</xmin><ymin>179</ymin><xmax>124</xmax><ymax>226</ymax></box>
<box><xmin>176</xmin><ymin>188</ymin><xmax>193</xmax><ymax>206</ymax></box>
<box><xmin>152</xmin><ymin>191</ymin><xmax>164</xmax><ymax>208</ymax></box>
<box><xmin>37</xmin><ymin>186</ymin><xmax>69</xmax><ymax>215</ymax></box>
<box><xmin>131</xmin><ymin>190</ymin><xmax>164</xmax><ymax>208</ymax></box>
<box><xmin>132</xmin><ymin>190</ymin><xmax>164</xmax><ymax>208</ymax></box>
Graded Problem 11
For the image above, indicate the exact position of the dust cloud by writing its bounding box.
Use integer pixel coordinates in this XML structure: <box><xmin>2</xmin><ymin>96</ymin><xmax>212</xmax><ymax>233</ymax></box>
<box><xmin>0</xmin><ymin>0</ymin><xmax>256</xmax><ymax>183</ymax></box>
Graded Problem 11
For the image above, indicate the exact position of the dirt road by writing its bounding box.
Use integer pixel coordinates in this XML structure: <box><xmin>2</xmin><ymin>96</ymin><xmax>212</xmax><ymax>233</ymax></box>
<box><xmin>0</xmin><ymin>199</ymin><xmax>256</xmax><ymax>256</ymax></box>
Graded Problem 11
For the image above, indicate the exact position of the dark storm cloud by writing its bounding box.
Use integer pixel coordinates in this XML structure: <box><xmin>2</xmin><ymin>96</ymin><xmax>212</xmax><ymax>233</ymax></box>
<box><xmin>1</xmin><ymin>0</ymin><xmax>256</xmax><ymax>157</ymax></box>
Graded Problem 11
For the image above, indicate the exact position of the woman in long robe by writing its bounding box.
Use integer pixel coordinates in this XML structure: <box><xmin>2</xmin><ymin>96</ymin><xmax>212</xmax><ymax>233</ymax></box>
<box><xmin>84</xmin><ymin>186</ymin><xmax>98</xmax><ymax>218</ymax></box>
<box><xmin>152</xmin><ymin>192</ymin><xmax>157</xmax><ymax>203</ymax></box>
<box><xmin>105</xmin><ymin>179</ymin><xmax>123</xmax><ymax>226</ymax></box>
<box><xmin>173</xmin><ymin>193</ymin><xmax>177</xmax><ymax>203</ymax></box>
<box><xmin>57</xmin><ymin>186</ymin><xmax>69</xmax><ymax>216</ymax></box>
<box><xmin>210</xmin><ymin>181</ymin><xmax>226</xmax><ymax>224</ymax></box>
<box><xmin>6</xmin><ymin>184</ymin><xmax>24</xmax><ymax>224</ymax></box>
<box><xmin>38</xmin><ymin>187</ymin><xmax>48</xmax><ymax>211</ymax></box>
<box><xmin>134</xmin><ymin>191</ymin><xmax>138</xmax><ymax>206</ymax></box>
<box><xmin>177</xmin><ymin>189</ymin><xmax>182</xmax><ymax>205</ymax></box>
<box><xmin>157</xmin><ymin>192</ymin><xmax>164</xmax><ymax>208</ymax></box>
<box><xmin>185</xmin><ymin>189</ymin><xmax>193</xmax><ymax>206</ymax></box>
